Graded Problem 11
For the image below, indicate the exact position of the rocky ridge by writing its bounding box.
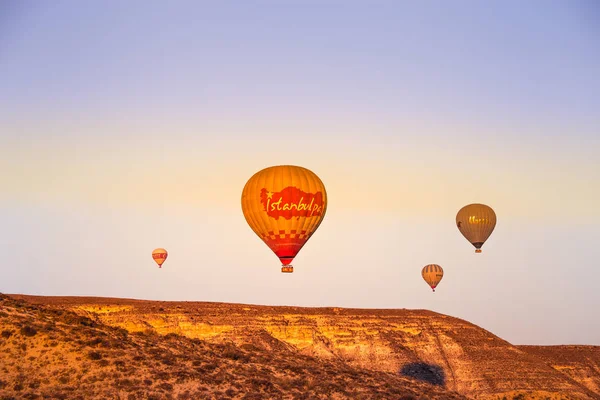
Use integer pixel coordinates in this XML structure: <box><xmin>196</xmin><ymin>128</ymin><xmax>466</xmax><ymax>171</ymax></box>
<box><xmin>6</xmin><ymin>294</ymin><xmax>600</xmax><ymax>400</ymax></box>
<box><xmin>0</xmin><ymin>293</ymin><xmax>464</xmax><ymax>399</ymax></box>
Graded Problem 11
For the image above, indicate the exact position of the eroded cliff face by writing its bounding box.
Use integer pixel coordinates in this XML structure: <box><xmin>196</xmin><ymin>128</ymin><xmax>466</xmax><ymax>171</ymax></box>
<box><xmin>519</xmin><ymin>346</ymin><xmax>600</xmax><ymax>396</ymax></box>
<box><xmin>0</xmin><ymin>294</ymin><xmax>467</xmax><ymax>400</ymax></box>
<box><xmin>11</xmin><ymin>295</ymin><xmax>600</xmax><ymax>400</ymax></box>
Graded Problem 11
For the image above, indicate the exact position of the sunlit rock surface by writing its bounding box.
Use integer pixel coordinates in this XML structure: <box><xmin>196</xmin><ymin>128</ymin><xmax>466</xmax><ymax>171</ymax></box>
<box><xmin>6</xmin><ymin>294</ymin><xmax>599</xmax><ymax>400</ymax></box>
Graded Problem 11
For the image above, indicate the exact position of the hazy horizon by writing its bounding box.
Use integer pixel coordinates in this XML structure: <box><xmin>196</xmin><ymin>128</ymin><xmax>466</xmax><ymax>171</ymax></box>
<box><xmin>1</xmin><ymin>1</ymin><xmax>599</xmax><ymax>345</ymax></box>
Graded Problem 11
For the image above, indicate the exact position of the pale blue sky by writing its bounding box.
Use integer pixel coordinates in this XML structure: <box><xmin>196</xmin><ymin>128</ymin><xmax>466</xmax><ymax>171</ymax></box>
<box><xmin>1</xmin><ymin>1</ymin><xmax>599</xmax><ymax>345</ymax></box>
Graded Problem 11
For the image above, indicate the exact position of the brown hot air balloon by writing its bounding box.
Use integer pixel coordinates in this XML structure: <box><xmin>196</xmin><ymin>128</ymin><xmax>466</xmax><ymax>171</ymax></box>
<box><xmin>152</xmin><ymin>248</ymin><xmax>168</xmax><ymax>268</ymax></box>
<box><xmin>456</xmin><ymin>203</ymin><xmax>496</xmax><ymax>253</ymax></box>
<box><xmin>422</xmin><ymin>264</ymin><xmax>444</xmax><ymax>292</ymax></box>
<box><xmin>241</xmin><ymin>165</ymin><xmax>327</xmax><ymax>273</ymax></box>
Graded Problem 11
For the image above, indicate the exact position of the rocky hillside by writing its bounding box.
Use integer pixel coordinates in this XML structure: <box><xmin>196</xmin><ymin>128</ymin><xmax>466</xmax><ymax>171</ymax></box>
<box><xmin>5</xmin><ymin>294</ymin><xmax>600</xmax><ymax>400</ymax></box>
<box><xmin>518</xmin><ymin>346</ymin><xmax>600</xmax><ymax>397</ymax></box>
<box><xmin>0</xmin><ymin>293</ymin><xmax>465</xmax><ymax>399</ymax></box>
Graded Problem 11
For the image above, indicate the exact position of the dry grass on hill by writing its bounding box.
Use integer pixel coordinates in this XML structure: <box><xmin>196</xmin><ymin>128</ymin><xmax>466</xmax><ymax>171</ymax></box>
<box><xmin>0</xmin><ymin>294</ymin><xmax>465</xmax><ymax>399</ymax></box>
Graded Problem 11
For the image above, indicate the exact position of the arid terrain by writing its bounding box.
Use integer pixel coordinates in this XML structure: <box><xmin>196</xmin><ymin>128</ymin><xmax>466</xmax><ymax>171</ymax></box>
<box><xmin>1</xmin><ymin>294</ymin><xmax>598</xmax><ymax>400</ymax></box>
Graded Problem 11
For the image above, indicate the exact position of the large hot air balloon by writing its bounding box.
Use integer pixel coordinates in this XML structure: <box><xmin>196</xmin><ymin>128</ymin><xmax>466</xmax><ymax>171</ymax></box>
<box><xmin>422</xmin><ymin>264</ymin><xmax>443</xmax><ymax>292</ymax></box>
<box><xmin>456</xmin><ymin>203</ymin><xmax>496</xmax><ymax>253</ymax></box>
<box><xmin>152</xmin><ymin>248</ymin><xmax>168</xmax><ymax>268</ymax></box>
<box><xmin>241</xmin><ymin>165</ymin><xmax>327</xmax><ymax>273</ymax></box>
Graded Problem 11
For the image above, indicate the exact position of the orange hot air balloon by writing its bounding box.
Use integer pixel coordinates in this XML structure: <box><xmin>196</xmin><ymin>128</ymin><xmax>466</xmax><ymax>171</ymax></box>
<box><xmin>152</xmin><ymin>248</ymin><xmax>168</xmax><ymax>268</ymax></box>
<box><xmin>241</xmin><ymin>165</ymin><xmax>328</xmax><ymax>273</ymax></box>
<box><xmin>456</xmin><ymin>203</ymin><xmax>497</xmax><ymax>253</ymax></box>
<box><xmin>422</xmin><ymin>264</ymin><xmax>443</xmax><ymax>292</ymax></box>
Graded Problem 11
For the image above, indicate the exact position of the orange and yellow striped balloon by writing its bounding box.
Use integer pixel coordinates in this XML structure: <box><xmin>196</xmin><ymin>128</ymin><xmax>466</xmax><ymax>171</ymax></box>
<box><xmin>422</xmin><ymin>264</ymin><xmax>444</xmax><ymax>292</ymax></box>
<box><xmin>456</xmin><ymin>203</ymin><xmax>497</xmax><ymax>253</ymax></box>
<box><xmin>152</xmin><ymin>248</ymin><xmax>168</xmax><ymax>268</ymax></box>
<box><xmin>241</xmin><ymin>165</ymin><xmax>328</xmax><ymax>273</ymax></box>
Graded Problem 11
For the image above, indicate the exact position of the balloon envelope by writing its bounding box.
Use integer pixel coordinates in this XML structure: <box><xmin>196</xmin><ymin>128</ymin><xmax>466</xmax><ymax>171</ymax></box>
<box><xmin>241</xmin><ymin>165</ymin><xmax>328</xmax><ymax>273</ymax></box>
<box><xmin>456</xmin><ymin>203</ymin><xmax>497</xmax><ymax>253</ymax></box>
<box><xmin>152</xmin><ymin>248</ymin><xmax>168</xmax><ymax>268</ymax></box>
<box><xmin>422</xmin><ymin>264</ymin><xmax>444</xmax><ymax>292</ymax></box>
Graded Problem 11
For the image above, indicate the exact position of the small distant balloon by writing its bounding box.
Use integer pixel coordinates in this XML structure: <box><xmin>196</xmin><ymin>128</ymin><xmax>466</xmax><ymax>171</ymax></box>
<box><xmin>456</xmin><ymin>203</ymin><xmax>497</xmax><ymax>253</ymax></box>
<box><xmin>152</xmin><ymin>248</ymin><xmax>168</xmax><ymax>268</ymax></box>
<box><xmin>241</xmin><ymin>165</ymin><xmax>328</xmax><ymax>273</ymax></box>
<box><xmin>422</xmin><ymin>264</ymin><xmax>444</xmax><ymax>292</ymax></box>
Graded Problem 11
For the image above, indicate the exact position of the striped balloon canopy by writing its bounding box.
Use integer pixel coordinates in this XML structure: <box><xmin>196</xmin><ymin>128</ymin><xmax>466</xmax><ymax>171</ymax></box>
<box><xmin>241</xmin><ymin>165</ymin><xmax>328</xmax><ymax>273</ymax></box>
<box><xmin>422</xmin><ymin>264</ymin><xmax>444</xmax><ymax>292</ymax></box>
<box><xmin>456</xmin><ymin>203</ymin><xmax>497</xmax><ymax>253</ymax></box>
<box><xmin>152</xmin><ymin>248</ymin><xmax>168</xmax><ymax>269</ymax></box>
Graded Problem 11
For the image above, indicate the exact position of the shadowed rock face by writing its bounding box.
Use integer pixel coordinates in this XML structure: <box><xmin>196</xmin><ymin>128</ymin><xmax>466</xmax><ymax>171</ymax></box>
<box><xmin>401</xmin><ymin>363</ymin><xmax>446</xmax><ymax>386</ymax></box>
<box><xmin>7</xmin><ymin>294</ymin><xmax>600</xmax><ymax>400</ymax></box>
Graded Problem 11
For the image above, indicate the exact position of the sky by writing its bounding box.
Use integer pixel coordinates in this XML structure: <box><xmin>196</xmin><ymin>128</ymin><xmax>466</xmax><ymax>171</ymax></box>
<box><xmin>0</xmin><ymin>0</ymin><xmax>599</xmax><ymax>345</ymax></box>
